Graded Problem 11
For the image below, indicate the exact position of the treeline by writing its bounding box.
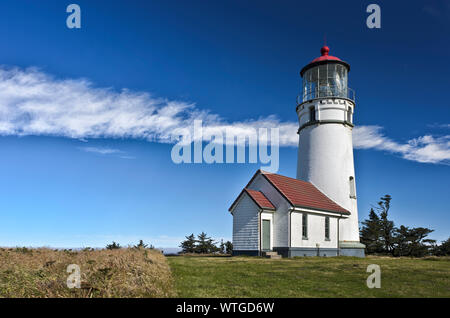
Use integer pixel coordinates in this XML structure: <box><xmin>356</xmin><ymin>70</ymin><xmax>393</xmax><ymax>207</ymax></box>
<box><xmin>360</xmin><ymin>195</ymin><xmax>450</xmax><ymax>257</ymax></box>
<box><xmin>180</xmin><ymin>232</ymin><xmax>232</xmax><ymax>254</ymax></box>
<box><xmin>105</xmin><ymin>240</ymin><xmax>155</xmax><ymax>250</ymax></box>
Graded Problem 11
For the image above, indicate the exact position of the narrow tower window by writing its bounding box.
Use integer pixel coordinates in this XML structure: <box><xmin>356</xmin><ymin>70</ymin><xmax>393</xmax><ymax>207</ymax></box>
<box><xmin>347</xmin><ymin>107</ymin><xmax>352</xmax><ymax>123</ymax></box>
<box><xmin>309</xmin><ymin>106</ymin><xmax>316</xmax><ymax>122</ymax></box>
<box><xmin>325</xmin><ymin>216</ymin><xmax>330</xmax><ymax>240</ymax></box>
<box><xmin>349</xmin><ymin>176</ymin><xmax>356</xmax><ymax>198</ymax></box>
<box><xmin>302</xmin><ymin>213</ymin><xmax>308</xmax><ymax>239</ymax></box>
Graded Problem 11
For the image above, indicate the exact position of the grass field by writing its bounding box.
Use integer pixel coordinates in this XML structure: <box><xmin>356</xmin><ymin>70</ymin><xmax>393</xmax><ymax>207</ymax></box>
<box><xmin>0</xmin><ymin>247</ymin><xmax>174</xmax><ymax>297</ymax></box>
<box><xmin>167</xmin><ymin>255</ymin><xmax>450</xmax><ymax>298</ymax></box>
<box><xmin>1</xmin><ymin>248</ymin><xmax>449</xmax><ymax>297</ymax></box>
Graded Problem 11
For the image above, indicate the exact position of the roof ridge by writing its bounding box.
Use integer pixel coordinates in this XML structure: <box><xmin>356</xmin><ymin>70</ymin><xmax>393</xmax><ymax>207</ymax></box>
<box><xmin>260</xmin><ymin>170</ymin><xmax>311</xmax><ymax>185</ymax></box>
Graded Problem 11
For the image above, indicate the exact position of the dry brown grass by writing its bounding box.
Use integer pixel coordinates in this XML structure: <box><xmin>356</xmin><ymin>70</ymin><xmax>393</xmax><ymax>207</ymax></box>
<box><xmin>0</xmin><ymin>247</ymin><xmax>175</xmax><ymax>298</ymax></box>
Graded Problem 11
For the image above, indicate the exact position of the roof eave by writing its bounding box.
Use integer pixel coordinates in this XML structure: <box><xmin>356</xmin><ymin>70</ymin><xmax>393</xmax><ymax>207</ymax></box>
<box><xmin>228</xmin><ymin>187</ymin><xmax>276</xmax><ymax>213</ymax></box>
<box><xmin>300</xmin><ymin>59</ymin><xmax>351</xmax><ymax>77</ymax></box>
<box><xmin>292</xmin><ymin>205</ymin><xmax>350</xmax><ymax>216</ymax></box>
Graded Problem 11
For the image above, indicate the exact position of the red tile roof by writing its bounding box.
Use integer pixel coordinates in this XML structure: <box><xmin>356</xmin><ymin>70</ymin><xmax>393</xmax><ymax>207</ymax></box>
<box><xmin>244</xmin><ymin>189</ymin><xmax>275</xmax><ymax>210</ymax></box>
<box><xmin>229</xmin><ymin>188</ymin><xmax>275</xmax><ymax>212</ymax></box>
<box><xmin>260</xmin><ymin>171</ymin><xmax>350</xmax><ymax>214</ymax></box>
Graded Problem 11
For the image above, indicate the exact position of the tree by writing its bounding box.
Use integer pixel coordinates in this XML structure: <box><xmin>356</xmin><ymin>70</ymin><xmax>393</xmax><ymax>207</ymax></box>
<box><xmin>225</xmin><ymin>241</ymin><xmax>233</xmax><ymax>255</ymax></box>
<box><xmin>180</xmin><ymin>234</ymin><xmax>196</xmax><ymax>253</ymax></box>
<box><xmin>361</xmin><ymin>194</ymin><xmax>442</xmax><ymax>257</ymax></box>
<box><xmin>360</xmin><ymin>195</ymin><xmax>395</xmax><ymax>255</ymax></box>
<box><xmin>219</xmin><ymin>239</ymin><xmax>225</xmax><ymax>254</ymax></box>
<box><xmin>134</xmin><ymin>240</ymin><xmax>148</xmax><ymax>249</ymax></box>
<box><xmin>434</xmin><ymin>237</ymin><xmax>450</xmax><ymax>256</ymax></box>
<box><xmin>377</xmin><ymin>195</ymin><xmax>396</xmax><ymax>255</ymax></box>
<box><xmin>360</xmin><ymin>208</ymin><xmax>384</xmax><ymax>254</ymax></box>
<box><xmin>393</xmin><ymin>226</ymin><xmax>434</xmax><ymax>257</ymax></box>
<box><xmin>195</xmin><ymin>232</ymin><xmax>218</xmax><ymax>254</ymax></box>
<box><xmin>106</xmin><ymin>241</ymin><xmax>121</xmax><ymax>250</ymax></box>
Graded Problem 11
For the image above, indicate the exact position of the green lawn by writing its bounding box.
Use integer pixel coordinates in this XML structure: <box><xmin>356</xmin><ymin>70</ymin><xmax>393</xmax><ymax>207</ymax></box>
<box><xmin>167</xmin><ymin>255</ymin><xmax>450</xmax><ymax>297</ymax></box>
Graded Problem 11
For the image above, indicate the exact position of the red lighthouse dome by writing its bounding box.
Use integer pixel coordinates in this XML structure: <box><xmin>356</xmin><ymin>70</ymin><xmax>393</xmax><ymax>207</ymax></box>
<box><xmin>300</xmin><ymin>46</ymin><xmax>350</xmax><ymax>77</ymax></box>
<box><xmin>298</xmin><ymin>45</ymin><xmax>354</xmax><ymax>103</ymax></box>
<box><xmin>311</xmin><ymin>46</ymin><xmax>341</xmax><ymax>63</ymax></box>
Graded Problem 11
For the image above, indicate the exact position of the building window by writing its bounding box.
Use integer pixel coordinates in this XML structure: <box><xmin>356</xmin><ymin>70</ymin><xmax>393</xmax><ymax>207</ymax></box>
<box><xmin>309</xmin><ymin>107</ymin><xmax>316</xmax><ymax>122</ymax></box>
<box><xmin>349</xmin><ymin>176</ymin><xmax>356</xmax><ymax>198</ymax></box>
<box><xmin>302</xmin><ymin>213</ymin><xmax>308</xmax><ymax>239</ymax></box>
<box><xmin>325</xmin><ymin>216</ymin><xmax>330</xmax><ymax>240</ymax></box>
<box><xmin>347</xmin><ymin>107</ymin><xmax>352</xmax><ymax>123</ymax></box>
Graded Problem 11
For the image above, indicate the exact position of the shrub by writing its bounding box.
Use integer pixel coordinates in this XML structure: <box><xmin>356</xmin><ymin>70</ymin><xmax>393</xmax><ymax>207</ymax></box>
<box><xmin>106</xmin><ymin>241</ymin><xmax>121</xmax><ymax>250</ymax></box>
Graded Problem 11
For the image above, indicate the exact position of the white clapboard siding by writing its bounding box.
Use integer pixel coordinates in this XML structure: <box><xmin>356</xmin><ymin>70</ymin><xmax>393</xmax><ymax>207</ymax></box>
<box><xmin>248</xmin><ymin>174</ymin><xmax>291</xmax><ymax>247</ymax></box>
<box><xmin>291</xmin><ymin>211</ymin><xmax>338</xmax><ymax>248</ymax></box>
<box><xmin>232</xmin><ymin>193</ymin><xmax>259</xmax><ymax>251</ymax></box>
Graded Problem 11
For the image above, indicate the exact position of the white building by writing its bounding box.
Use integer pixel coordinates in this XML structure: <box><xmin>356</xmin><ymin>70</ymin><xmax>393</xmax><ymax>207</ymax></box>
<box><xmin>229</xmin><ymin>46</ymin><xmax>365</xmax><ymax>257</ymax></box>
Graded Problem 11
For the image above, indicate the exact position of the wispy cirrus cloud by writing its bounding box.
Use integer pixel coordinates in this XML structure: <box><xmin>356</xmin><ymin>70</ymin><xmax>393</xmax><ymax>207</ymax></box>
<box><xmin>79</xmin><ymin>146</ymin><xmax>123</xmax><ymax>155</ymax></box>
<box><xmin>353</xmin><ymin>126</ymin><xmax>450</xmax><ymax>164</ymax></box>
<box><xmin>78</xmin><ymin>146</ymin><xmax>135</xmax><ymax>159</ymax></box>
<box><xmin>0</xmin><ymin>66</ymin><xmax>448</xmax><ymax>164</ymax></box>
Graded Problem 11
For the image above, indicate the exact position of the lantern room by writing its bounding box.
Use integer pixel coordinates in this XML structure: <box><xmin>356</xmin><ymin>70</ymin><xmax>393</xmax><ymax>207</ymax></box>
<box><xmin>299</xmin><ymin>46</ymin><xmax>354</xmax><ymax>103</ymax></box>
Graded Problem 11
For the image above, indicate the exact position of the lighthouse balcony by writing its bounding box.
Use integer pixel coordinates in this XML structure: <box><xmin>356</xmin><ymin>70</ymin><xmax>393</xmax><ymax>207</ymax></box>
<box><xmin>297</xmin><ymin>85</ymin><xmax>355</xmax><ymax>104</ymax></box>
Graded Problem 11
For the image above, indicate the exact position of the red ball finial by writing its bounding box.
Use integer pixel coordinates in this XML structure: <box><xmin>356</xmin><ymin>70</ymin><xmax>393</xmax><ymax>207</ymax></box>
<box><xmin>320</xmin><ymin>46</ymin><xmax>330</xmax><ymax>56</ymax></box>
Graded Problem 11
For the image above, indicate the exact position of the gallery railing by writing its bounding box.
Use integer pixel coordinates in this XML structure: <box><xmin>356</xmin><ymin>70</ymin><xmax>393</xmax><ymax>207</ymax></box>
<box><xmin>297</xmin><ymin>86</ymin><xmax>355</xmax><ymax>104</ymax></box>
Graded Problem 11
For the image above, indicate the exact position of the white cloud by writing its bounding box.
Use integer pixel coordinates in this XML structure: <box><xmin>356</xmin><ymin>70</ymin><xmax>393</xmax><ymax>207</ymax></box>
<box><xmin>79</xmin><ymin>146</ymin><xmax>123</xmax><ymax>155</ymax></box>
<box><xmin>353</xmin><ymin>126</ymin><xmax>450</xmax><ymax>164</ymax></box>
<box><xmin>0</xmin><ymin>66</ymin><xmax>448</xmax><ymax>165</ymax></box>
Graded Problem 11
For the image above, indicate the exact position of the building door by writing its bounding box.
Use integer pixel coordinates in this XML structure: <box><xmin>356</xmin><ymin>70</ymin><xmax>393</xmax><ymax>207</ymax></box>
<box><xmin>262</xmin><ymin>220</ymin><xmax>271</xmax><ymax>251</ymax></box>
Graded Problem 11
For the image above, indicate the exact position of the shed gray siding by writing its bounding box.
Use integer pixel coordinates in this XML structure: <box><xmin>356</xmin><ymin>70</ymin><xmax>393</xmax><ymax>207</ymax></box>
<box><xmin>232</xmin><ymin>193</ymin><xmax>259</xmax><ymax>251</ymax></box>
<box><xmin>247</xmin><ymin>174</ymin><xmax>291</xmax><ymax>247</ymax></box>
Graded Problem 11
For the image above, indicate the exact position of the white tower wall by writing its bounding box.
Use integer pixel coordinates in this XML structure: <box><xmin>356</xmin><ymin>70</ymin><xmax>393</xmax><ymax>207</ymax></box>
<box><xmin>296</xmin><ymin>98</ymin><xmax>360</xmax><ymax>242</ymax></box>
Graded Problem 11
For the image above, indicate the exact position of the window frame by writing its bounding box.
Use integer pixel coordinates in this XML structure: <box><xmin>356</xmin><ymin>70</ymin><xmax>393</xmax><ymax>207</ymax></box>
<box><xmin>349</xmin><ymin>176</ymin><xmax>356</xmax><ymax>199</ymax></box>
<box><xmin>325</xmin><ymin>216</ymin><xmax>330</xmax><ymax>241</ymax></box>
<box><xmin>302</xmin><ymin>213</ymin><xmax>308</xmax><ymax>240</ymax></box>
<box><xmin>309</xmin><ymin>106</ymin><xmax>316</xmax><ymax>122</ymax></box>
<box><xmin>347</xmin><ymin>106</ymin><xmax>352</xmax><ymax>123</ymax></box>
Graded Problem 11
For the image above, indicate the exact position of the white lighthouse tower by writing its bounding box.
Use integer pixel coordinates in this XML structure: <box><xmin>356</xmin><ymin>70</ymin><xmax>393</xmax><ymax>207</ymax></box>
<box><xmin>296</xmin><ymin>46</ymin><xmax>365</xmax><ymax>256</ymax></box>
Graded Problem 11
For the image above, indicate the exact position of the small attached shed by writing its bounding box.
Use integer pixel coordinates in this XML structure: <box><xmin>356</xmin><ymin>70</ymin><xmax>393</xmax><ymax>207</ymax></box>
<box><xmin>229</xmin><ymin>170</ymin><xmax>351</xmax><ymax>257</ymax></box>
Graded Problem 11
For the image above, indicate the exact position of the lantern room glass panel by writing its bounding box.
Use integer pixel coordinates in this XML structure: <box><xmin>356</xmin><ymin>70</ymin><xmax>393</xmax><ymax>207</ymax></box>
<box><xmin>302</xmin><ymin>63</ymin><xmax>348</xmax><ymax>101</ymax></box>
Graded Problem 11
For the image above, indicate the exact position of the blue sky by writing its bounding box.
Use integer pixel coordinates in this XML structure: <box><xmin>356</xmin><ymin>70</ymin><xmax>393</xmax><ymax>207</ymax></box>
<box><xmin>0</xmin><ymin>0</ymin><xmax>449</xmax><ymax>248</ymax></box>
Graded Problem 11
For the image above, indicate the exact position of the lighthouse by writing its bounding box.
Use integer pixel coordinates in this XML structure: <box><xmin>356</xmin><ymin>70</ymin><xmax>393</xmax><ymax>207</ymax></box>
<box><xmin>296</xmin><ymin>46</ymin><xmax>365</xmax><ymax>256</ymax></box>
<box><xmin>229</xmin><ymin>45</ymin><xmax>365</xmax><ymax>258</ymax></box>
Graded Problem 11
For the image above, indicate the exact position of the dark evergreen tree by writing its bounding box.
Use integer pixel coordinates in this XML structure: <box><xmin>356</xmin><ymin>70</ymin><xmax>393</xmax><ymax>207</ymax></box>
<box><xmin>434</xmin><ymin>237</ymin><xmax>450</xmax><ymax>256</ymax></box>
<box><xmin>106</xmin><ymin>241</ymin><xmax>121</xmax><ymax>250</ymax></box>
<box><xmin>195</xmin><ymin>232</ymin><xmax>218</xmax><ymax>254</ymax></box>
<box><xmin>360</xmin><ymin>208</ymin><xmax>384</xmax><ymax>254</ymax></box>
<box><xmin>359</xmin><ymin>194</ymin><xmax>441</xmax><ymax>258</ymax></box>
<box><xmin>393</xmin><ymin>226</ymin><xmax>434</xmax><ymax>257</ymax></box>
<box><xmin>219</xmin><ymin>239</ymin><xmax>225</xmax><ymax>254</ymax></box>
<box><xmin>225</xmin><ymin>241</ymin><xmax>233</xmax><ymax>255</ymax></box>
<box><xmin>179</xmin><ymin>233</ymin><xmax>196</xmax><ymax>253</ymax></box>
<box><xmin>392</xmin><ymin>225</ymin><xmax>411</xmax><ymax>256</ymax></box>
<box><xmin>134</xmin><ymin>239</ymin><xmax>148</xmax><ymax>249</ymax></box>
<box><xmin>377</xmin><ymin>195</ymin><xmax>396</xmax><ymax>255</ymax></box>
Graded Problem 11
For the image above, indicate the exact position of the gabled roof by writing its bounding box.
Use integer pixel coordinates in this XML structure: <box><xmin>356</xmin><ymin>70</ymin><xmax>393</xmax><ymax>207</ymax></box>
<box><xmin>229</xmin><ymin>188</ymin><xmax>275</xmax><ymax>212</ymax></box>
<box><xmin>261</xmin><ymin>171</ymin><xmax>350</xmax><ymax>215</ymax></box>
<box><xmin>245</xmin><ymin>189</ymin><xmax>275</xmax><ymax>210</ymax></box>
<box><xmin>233</xmin><ymin>170</ymin><xmax>350</xmax><ymax>215</ymax></box>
